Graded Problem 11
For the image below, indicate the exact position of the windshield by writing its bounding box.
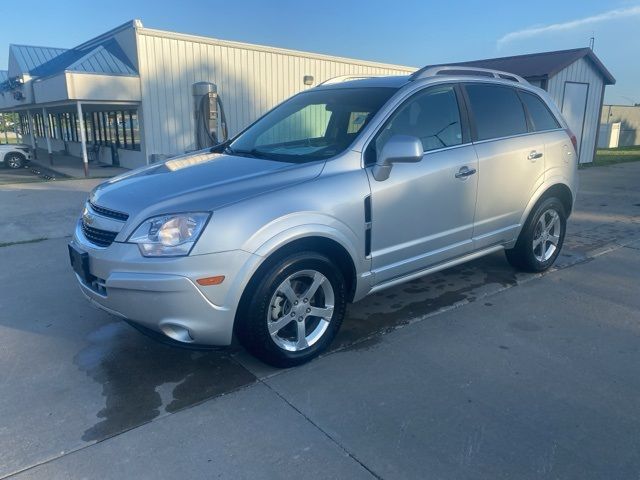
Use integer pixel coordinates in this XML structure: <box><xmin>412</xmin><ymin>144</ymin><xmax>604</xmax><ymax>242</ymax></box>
<box><xmin>227</xmin><ymin>87</ymin><xmax>398</xmax><ymax>163</ymax></box>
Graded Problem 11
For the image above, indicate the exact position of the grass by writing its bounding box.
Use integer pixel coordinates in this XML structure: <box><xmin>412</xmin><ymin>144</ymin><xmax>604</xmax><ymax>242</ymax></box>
<box><xmin>590</xmin><ymin>145</ymin><xmax>640</xmax><ymax>167</ymax></box>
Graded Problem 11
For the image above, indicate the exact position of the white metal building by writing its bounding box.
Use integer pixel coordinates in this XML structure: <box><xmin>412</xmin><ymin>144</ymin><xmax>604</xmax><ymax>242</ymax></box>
<box><xmin>0</xmin><ymin>20</ymin><xmax>414</xmax><ymax>170</ymax></box>
<box><xmin>0</xmin><ymin>23</ymin><xmax>614</xmax><ymax>170</ymax></box>
<box><xmin>600</xmin><ymin>104</ymin><xmax>640</xmax><ymax>147</ymax></box>
<box><xmin>434</xmin><ymin>49</ymin><xmax>616</xmax><ymax>164</ymax></box>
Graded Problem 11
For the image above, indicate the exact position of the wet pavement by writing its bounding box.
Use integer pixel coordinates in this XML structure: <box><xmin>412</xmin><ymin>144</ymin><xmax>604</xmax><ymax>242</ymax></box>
<box><xmin>1</xmin><ymin>162</ymin><xmax>639</xmax><ymax>478</ymax></box>
<box><xmin>75</xmin><ymin>322</ymin><xmax>255</xmax><ymax>442</ymax></box>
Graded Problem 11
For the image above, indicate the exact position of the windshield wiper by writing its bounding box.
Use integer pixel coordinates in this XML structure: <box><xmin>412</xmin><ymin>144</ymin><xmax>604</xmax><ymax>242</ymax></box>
<box><xmin>225</xmin><ymin>147</ymin><xmax>272</xmax><ymax>160</ymax></box>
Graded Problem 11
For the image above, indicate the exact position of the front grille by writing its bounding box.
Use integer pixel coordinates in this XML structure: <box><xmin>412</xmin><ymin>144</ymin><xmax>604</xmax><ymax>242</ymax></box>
<box><xmin>82</xmin><ymin>222</ymin><xmax>118</xmax><ymax>247</ymax></box>
<box><xmin>89</xmin><ymin>202</ymin><xmax>129</xmax><ymax>221</ymax></box>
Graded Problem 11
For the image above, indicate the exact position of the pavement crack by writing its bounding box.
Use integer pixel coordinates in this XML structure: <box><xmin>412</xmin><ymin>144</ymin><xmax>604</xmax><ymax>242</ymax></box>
<box><xmin>0</xmin><ymin>237</ymin><xmax>48</xmax><ymax>248</ymax></box>
<box><xmin>260</xmin><ymin>378</ymin><xmax>383</xmax><ymax>480</ymax></box>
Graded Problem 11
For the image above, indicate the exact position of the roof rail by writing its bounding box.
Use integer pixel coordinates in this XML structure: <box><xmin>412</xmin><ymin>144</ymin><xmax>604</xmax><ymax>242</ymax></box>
<box><xmin>409</xmin><ymin>65</ymin><xmax>528</xmax><ymax>84</ymax></box>
<box><xmin>319</xmin><ymin>74</ymin><xmax>385</xmax><ymax>85</ymax></box>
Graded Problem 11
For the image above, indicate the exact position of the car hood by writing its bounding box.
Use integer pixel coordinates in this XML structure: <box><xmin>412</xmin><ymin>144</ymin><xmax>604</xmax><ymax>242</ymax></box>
<box><xmin>90</xmin><ymin>150</ymin><xmax>324</xmax><ymax>222</ymax></box>
<box><xmin>1</xmin><ymin>144</ymin><xmax>30</xmax><ymax>150</ymax></box>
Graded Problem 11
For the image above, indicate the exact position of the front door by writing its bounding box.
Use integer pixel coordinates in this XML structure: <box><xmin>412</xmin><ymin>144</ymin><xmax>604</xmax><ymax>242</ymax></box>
<box><xmin>366</xmin><ymin>84</ymin><xmax>478</xmax><ymax>285</ymax></box>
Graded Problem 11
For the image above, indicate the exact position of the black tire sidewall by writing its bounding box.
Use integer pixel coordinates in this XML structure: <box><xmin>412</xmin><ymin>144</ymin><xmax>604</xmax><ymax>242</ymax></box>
<box><xmin>237</xmin><ymin>251</ymin><xmax>346</xmax><ymax>367</ymax></box>
<box><xmin>519</xmin><ymin>198</ymin><xmax>567</xmax><ymax>271</ymax></box>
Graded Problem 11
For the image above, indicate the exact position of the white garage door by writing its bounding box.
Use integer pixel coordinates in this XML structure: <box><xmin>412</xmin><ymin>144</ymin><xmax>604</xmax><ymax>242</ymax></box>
<box><xmin>561</xmin><ymin>82</ymin><xmax>589</xmax><ymax>162</ymax></box>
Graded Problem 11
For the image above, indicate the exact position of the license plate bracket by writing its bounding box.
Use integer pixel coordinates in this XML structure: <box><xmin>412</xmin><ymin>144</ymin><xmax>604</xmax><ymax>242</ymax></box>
<box><xmin>68</xmin><ymin>243</ymin><xmax>95</xmax><ymax>285</ymax></box>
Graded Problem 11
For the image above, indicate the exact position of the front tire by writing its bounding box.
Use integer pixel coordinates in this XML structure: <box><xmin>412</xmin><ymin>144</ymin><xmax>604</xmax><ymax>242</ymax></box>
<box><xmin>505</xmin><ymin>197</ymin><xmax>566</xmax><ymax>272</ymax></box>
<box><xmin>5</xmin><ymin>153</ymin><xmax>25</xmax><ymax>169</ymax></box>
<box><xmin>235</xmin><ymin>251</ymin><xmax>347</xmax><ymax>368</ymax></box>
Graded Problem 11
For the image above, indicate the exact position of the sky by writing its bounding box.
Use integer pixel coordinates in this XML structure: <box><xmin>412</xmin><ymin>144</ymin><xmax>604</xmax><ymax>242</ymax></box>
<box><xmin>1</xmin><ymin>0</ymin><xmax>638</xmax><ymax>104</ymax></box>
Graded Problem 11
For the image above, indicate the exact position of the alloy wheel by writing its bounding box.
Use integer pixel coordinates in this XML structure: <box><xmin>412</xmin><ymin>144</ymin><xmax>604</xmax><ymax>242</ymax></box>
<box><xmin>267</xmin><ymin>269</ymin><xmax>335</xmax><ymax>352</ymax></box>
<box><xmin>6</xmin><ymin>155</ymin><xmax>22</xmax><ymax>169</ymax></box>
<box><xmin>532</xmin><ymin>208</ymin><xmax>562</xmax><ymax>262</ymax></box>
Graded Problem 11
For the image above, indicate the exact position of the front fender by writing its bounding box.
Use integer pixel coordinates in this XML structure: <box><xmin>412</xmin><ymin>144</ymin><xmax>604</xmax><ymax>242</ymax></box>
<box><xmin>240</xmin><ymin>217</ymin><xmax>370</xmax><ymax>303</ymax></box>
<box><xmin>256</xmin><ymin>224</ymin><xmax>361</xmax><ymax>262</ymax></box>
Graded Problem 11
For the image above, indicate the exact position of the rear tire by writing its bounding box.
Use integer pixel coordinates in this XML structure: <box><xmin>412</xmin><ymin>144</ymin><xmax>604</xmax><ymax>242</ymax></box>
<box><xmin>505</xmin><ymin>197</ymin><xmax>566</xmax><ymax>272</ymax></box>
<box><xmin>5</xmin><ymin>153</ymin><xmax>25</xmax><ymax>169</ymax></box>
<box><xmin>235</xmin><ymin>251</ymin><xmax>347</xmax><ymax>368</ymax></box>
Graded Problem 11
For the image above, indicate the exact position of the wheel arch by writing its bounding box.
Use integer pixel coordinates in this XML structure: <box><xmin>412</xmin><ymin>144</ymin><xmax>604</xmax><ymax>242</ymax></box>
<box><xmin>520</xmin><ymin>181</ymin><xmax>574</xmax><ymax>228</ymax></box>
<box><xmin>234</xmin><ymin>234</ymin><xmax>359</xmax><ymax>334</ymax></box>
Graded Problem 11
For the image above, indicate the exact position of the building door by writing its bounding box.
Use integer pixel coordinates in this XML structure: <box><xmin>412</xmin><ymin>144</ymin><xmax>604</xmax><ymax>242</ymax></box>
<box><xmin>561</xmin><ymin>82</ymin><xmax>589</xmax><ymax>163</ymax></box>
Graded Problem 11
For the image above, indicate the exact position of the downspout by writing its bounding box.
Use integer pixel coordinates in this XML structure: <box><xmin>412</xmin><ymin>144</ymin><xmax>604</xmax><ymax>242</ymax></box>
<box><xmin>590</xmin><ymin>82</ymin><xmax>607</xmax><ymax>164</ymax></box>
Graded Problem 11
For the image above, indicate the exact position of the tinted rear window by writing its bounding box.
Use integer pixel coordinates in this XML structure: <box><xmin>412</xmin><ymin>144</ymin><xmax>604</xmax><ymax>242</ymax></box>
<box><xmin>520</xmin><ymin>91</ymin><xmax>560</xmax><ymax>132</ymax></box>
<box><xmin>465</xmin><ymin>84</ymin><xmax>528</xmax><ymax>141</ymax></box>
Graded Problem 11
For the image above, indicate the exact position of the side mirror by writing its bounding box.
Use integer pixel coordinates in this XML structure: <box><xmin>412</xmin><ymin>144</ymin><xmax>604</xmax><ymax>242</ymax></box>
<box><xmin>372</xmin><ymin>135</ymin><xmax>423</xmax><ymax>181</ymax></box>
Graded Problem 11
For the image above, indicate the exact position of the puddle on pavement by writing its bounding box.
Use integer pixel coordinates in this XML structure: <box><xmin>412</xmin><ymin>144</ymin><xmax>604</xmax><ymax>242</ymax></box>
<box><xmin>75</xmin><ymin>322</ymin><xmax>256</xmax><ymax>442</ymax></box>
<box><xmin>333</xmin><ymin>252</ymin><xmax>518</xmax><ymax>351</ymax></box>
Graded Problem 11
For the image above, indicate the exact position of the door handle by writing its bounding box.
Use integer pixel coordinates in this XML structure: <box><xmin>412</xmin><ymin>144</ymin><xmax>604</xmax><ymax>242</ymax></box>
<box><xmin>528</xmin><ymin>150</ymin><xmax>543</xmax><ymax>160</ymax></box>
<box><xmin>455</xmin><ymin>166</ymin><xmax>477</xmax><ymax>179</ymax></box>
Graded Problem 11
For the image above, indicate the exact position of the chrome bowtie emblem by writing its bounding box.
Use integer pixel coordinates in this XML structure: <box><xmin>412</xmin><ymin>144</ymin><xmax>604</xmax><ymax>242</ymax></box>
<box><xmin>83</xmin><ymin>211</ymin><xmax>95</xmax><ymax>226</ymax></box>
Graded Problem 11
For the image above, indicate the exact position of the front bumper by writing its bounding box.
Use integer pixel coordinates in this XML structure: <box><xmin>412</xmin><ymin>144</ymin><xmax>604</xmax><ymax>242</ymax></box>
<box><xmin>71</xmin><ymin>221</ymin><xmax>260</xmax><ymax>346</ymax></box>
<box><xmin>15</xmin><ymin>149</ymin><xmax>32</xmax><ymax>160</ymax></box>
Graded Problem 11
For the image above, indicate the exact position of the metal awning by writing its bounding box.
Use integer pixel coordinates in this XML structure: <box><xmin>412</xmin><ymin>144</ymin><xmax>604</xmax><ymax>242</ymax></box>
<box><xmin>0</xmin><ymin>72</ymin><xmax>140</xmax><ymax>111</ymax></box>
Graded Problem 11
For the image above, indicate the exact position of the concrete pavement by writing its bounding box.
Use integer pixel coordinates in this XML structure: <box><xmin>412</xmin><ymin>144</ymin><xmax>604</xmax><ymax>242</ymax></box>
<box><xmin>7</xmin><ymin>232</ymin><xmax>640</xmax><ymax>480</ymax></box>
<box><xmin>1</xmin><ymin>162</ymin><xmax>639</xmax><ymax>479</ymax></box>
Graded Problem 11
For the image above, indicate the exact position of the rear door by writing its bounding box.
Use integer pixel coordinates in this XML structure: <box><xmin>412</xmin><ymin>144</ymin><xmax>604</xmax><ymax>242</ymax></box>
<box><xmin>518</xmin><ymin>89</ymin><xmax>568</xmax><ymax>184</ymax></box>
<box><xmin>463</xmin><ymin>83</ymin><xmax>545</xmax><ymax>250</ymax></box>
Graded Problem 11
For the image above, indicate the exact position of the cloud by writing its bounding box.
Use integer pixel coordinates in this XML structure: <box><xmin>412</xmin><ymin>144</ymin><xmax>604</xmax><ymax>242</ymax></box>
<box><xmin>497</xmin><ymin>5</ymin><xmax>640</xmax><ymax>48</ymax></box>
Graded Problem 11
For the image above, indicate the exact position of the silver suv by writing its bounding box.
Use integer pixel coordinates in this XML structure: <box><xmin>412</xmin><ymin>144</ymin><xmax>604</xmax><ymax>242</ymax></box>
<box><xmin>69</xmin><ymin>66</ymin><xmax>578</xmax><ymax>367</ymax></box>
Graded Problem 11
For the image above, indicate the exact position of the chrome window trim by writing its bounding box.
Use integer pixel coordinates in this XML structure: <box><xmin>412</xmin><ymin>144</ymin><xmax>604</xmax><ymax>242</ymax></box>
<box><xmin>471</xmin><ymin>127</ymin><xmax>565</xmax><ymax>146</ymax></box>
<box><xmin>420</xmin><ymin>142</ymin><xmax>473</xmax><ymax>156</ymax></box>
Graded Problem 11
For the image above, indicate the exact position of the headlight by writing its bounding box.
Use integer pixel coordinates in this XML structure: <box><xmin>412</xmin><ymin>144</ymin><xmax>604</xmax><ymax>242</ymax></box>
<box><xmin>128</xmin><ymin>212</ymin><xmax>210</xmax><ymax>257</ymax></box>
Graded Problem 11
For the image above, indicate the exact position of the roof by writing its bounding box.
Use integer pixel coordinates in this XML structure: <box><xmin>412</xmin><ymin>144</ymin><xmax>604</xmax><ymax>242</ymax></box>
<box><xmin>428</xmin><ymin>48</ymin><xmax>615</xmax><ymax>85</ymax></box>
<box><xmin>67</xmin><ymin>43</ymin><xmax>136</xmax><ymax>75</ymax></box>
<box><xmin>7</xmin><ymin>38</ymin><xmax>136</xmax><ymax>79</ymax></box>
<box><xmin>8</xmin><ymin>45</ymin><xmax>67</xmax><ymax>76</ymax></box>
<box><xmin>29</xmin><ymin>39</ymin><xmax>136</xmax><ymax>77</ymax></box>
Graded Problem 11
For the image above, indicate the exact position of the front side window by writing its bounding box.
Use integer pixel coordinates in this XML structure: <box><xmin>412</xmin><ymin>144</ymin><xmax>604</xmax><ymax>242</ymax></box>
<box><xmin>374</xmin><ymin>85</ymin><xmax>463</xmax><ymax>156</ymax></box>
<box><xmin>465</xmin><ymin>84</ymin><xmax>527</xmax><ymax>141</ymax></box>
<box><xmin>228</xmin><ymin>87</ymin><xmax>397</xmax><ymax>163</ymax></box>
<box><xmin>520</xmin><ymin>91</ymin><xmax>560</xmax><ymax>132</ymax></box>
